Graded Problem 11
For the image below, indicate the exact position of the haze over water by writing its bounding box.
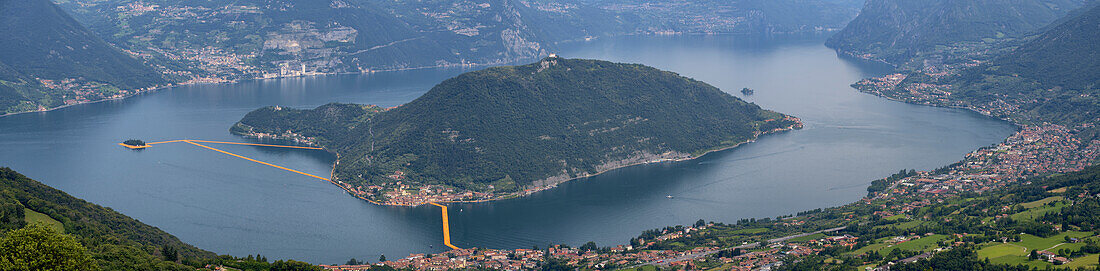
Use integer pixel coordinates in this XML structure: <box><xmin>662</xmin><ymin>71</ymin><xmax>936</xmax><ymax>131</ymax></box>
<box><xmin>0</xmin><ymin>35</ymin><xmax>1014</xmax><ymax>264</ymax></box>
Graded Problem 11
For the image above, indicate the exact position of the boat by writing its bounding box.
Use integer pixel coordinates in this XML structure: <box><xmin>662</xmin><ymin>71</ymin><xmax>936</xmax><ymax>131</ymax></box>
<box><xmin>666</xmin><ymin>195</ymin><xmax>674</xmax><ymax>199</ymax></box>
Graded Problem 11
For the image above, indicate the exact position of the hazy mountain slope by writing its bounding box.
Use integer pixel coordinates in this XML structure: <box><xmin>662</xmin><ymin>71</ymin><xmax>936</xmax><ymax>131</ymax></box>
<box><xmin>48</xmin><ymin>0</ymin><xmax>859</xmax><ymax>81</ymax></box>
<box><xmin>826</xmin><ymin>0</ymin><xmax>1088</xmax><ymax>64</ymax></box>
<box><xmin>233</xmin><ymin>58</ymin><xmax>800</xmax><ymax>199</ymax></box>
<box><xmin>0</xmin><ymin>0</ymin><xmax>164</xmax><ymax>114</ymax></box>
<box><xmin>951</xmin><ymin>4</ymin><xmax>1100</xmax><ymax>129</ymax></box>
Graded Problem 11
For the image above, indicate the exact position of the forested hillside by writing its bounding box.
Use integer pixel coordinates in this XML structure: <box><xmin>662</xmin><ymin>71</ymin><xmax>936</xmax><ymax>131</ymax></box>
<box><xmin>826</xmin><ymin>0</ymin><xmax>1087</xmax><ymax>64</ymax></box>
<box><xmin>234</xmin><ymin>58</ymin><xmax>799</xmax><ymax>201</ymax></box>
<box><xmin>0</xmin><ymin>0</ymin><xmax>164</xmax><ymax>114</ymax></box>
<box><xmin>0</xmin><ymin>167</ymin><xmax>208</xmax><ymax>269</ymax></box>
<box><xmin>950</xmin><ymin>4</ymin><xmax>1100</xmax><ymax>130</ymax></box>
<box><xmin>0</xmin><ymin>167</ymin><xmax>331</xmax><ymax>270</ymax></box>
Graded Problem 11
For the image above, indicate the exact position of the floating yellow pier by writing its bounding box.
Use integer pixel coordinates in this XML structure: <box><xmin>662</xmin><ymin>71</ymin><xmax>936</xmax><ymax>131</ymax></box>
<box><xmin>429</xmin><ymin>202</ymin><xmax>461</xmax><ymax>250</ymax></box>
<box><xmin>120</xmin><ymin>139</ymin><xmax>461</xmax><ymax>250</ymax></box>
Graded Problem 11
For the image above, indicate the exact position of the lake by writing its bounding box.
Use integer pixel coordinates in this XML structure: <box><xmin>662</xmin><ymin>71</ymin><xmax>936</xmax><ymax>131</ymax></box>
<box><xmin>0</xmin><ymin>34</ymin><xmax>1015</xmax><ymax>264</ymax></box>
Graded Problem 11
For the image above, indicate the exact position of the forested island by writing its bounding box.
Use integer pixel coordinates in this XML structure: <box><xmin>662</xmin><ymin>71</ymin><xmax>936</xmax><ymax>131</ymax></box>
<box><xmin>232</xmin><ymin>57</ymin><xmax>802</xmax><ymax>205</ymax></box>
<box><xmin>122</xmin><ymin>139</ymin><xmax>146</xmax><ymax>147</ymax></box>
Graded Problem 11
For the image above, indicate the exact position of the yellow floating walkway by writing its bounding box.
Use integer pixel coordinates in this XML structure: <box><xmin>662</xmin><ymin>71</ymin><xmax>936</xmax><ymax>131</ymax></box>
<box><xmin>121</xmin><ymin>139</ymin><xmax>461</xmax><ymax>250</ymax></box>
<box><xmin>429</xmin><ymin>202</ymin><xmax>461</xmax><ymax>250</ymax></box>
<box><xmin>182</xmin><ymin>140</ymin><xmax>331</xmax><ymax>181</ymax></box>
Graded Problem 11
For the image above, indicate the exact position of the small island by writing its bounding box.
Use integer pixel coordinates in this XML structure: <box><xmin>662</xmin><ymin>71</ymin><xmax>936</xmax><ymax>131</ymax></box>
<box><xmin>741</xmin><ymin>88</ymin><xmax>754</xmax><ymax>95</ymax></box>
<box><xmin>120</xmin><ymin>139</ymin><xmax>148</xmax><ymax>149</ymax></box>
<box><xmin>232</xmin><ymin>58</ymin><xmax>802</xmax><ymax>205</ymax></box>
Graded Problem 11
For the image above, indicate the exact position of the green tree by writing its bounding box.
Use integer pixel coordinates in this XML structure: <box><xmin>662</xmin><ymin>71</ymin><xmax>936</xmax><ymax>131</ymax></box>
<box><xmin>0</xmin><ymin>223</ymin><xmax>96</xmax><ymax>271</ymax></box>
<box><xmin>580</xmin><ymin>241</ymin><xmax>598</xmax><ymax>252</ymax></box>
<box><xmin>378</xmin><ymin>254</ymin><xmax>386</xmax><ymax>262</ymax></box>
<box><xmin>161</xmin><ymin>244</ymin><xmax>179</xmax><ymax>262</ymax></box>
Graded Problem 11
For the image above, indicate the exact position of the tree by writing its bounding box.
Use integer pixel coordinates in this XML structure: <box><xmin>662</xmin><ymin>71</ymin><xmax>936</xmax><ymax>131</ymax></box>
<box><xmin>270</xmin><ymin>259</ymin><xmax>324</xmax><ymax>271</ymax></box>
<box><xmin>378</xmin><ymin>254</ymin><xmax>386</xmax><ymax>262</ymax></box>
<box><xmin>122</xmin><ymin>139</ymin><xmax>146</xmax><ymax>146</ymax></box>
<box><xmin>695</xmin><ymin>219</ymin><xmax>707</xmax><ymax>228</ymax></box>
<box><xmin>1029</xmin><ymin>249</ymin><xmax>1038</xmax><ymax>260</ymax></box>
<box><xmin>580</xmin><ymin>241</ymin><xmax>598</xmax><ymax>252</ymax></box>
<box><xmin>0</xmin><ymin>223</ymin><xmax>96</xmax><ymax>271</ymax></box>
<box><xmin>346</xmin><ymin>258</ymin><xmax>362</xmax><ymax>265</ymax></box>
<box><xmin>161</xmin><ymin>244</ymin><xmax>179</xmax><ymax>262</ymax></box>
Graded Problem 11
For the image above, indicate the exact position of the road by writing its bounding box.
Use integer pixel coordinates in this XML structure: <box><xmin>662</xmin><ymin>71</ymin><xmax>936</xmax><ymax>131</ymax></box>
<box><xmin>627</xmin><ymin>226</ymin><xmax>847</xmax><ymax>268</ymax></box>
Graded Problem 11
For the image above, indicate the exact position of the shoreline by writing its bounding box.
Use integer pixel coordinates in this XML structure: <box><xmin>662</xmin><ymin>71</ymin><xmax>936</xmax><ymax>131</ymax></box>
<box><xmin>1</xmin><ymin>32</ymin><xmax>844</xmax><ymax>119</ymax></box>
<box><xmin>293</xmin><ymin>118</ymin><xmax>805</xmax><ymax>207</ymax></box>
<box><xmin>0</xmin><ymin>58</ymin><xmax>539</xmax><ymax>118</ymax></box>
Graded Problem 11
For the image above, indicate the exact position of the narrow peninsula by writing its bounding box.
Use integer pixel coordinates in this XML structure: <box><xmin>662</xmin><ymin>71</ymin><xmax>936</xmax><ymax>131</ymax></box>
<box><xmin>232</xmin><ymin>57</ymin><xmax>802</xmax><ymax>205</ymax></box>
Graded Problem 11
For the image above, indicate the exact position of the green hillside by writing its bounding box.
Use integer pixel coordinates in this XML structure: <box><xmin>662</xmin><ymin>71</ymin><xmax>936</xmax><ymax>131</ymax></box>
<box><xmin>950</xmin><ymin>4</ymin><xmax>1100</xmax><ymax>135</ymax></box>
<box><xmin>234</xmin><ymin>58</ymin><xmax>799</xmax><ymax>197</ymax></box>
<box><xmin>0</xmin><ymin>167</ymin><xmax>330</xmax><ymax>270</ymax></box>
<box><xmin>826</xmin><ymin>0</ymin><xmax>1087</xmax><ymax>64</ymax></box>
<box><xmin>0</xmin><ymin>167</ymin><xmax>208</xmax><ymax>270</ymax></box>
<box><xmin>0</xmin><ymin>0</ymin><xmax>164</xmax><ymax>114</ymax></box>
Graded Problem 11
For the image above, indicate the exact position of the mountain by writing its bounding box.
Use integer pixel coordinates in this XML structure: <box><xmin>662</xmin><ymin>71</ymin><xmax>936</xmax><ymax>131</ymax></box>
<box><xmin>0</xmin><ymin>167</ymin><xmax>330</xmax><ymax>270</ymax></box>
<box><xmin>561</xmin><ymin>0</ymin><xmax>860</xmax><ymax>34</ymax></box>
<box><xmin>0</xmin><ymin>0</ymin><xmax>165</xmax><ymax>114</ymax></box>
<box><xmin>0</xmin><ymin>167</ymin><xmax>210</xmax><ymax>269</ymax></box>
<box><xmin>47</xmin><ymin>0</ymin><xmax>858</xmax><ymax>82</ymax></box>
<box><xmin>826</xmin><ymin>0</ymin><xmax>1088</xmax><ymax>64</ymax></box>
<box><xmin>950</xmin><ymin>4</ymin><xmax>1100</xmax><ymax>133</ymax></box>
<box><xmin>233</xmin><ymin>58</ymin><xmax>800</xmax><ymax>202</ymax></box>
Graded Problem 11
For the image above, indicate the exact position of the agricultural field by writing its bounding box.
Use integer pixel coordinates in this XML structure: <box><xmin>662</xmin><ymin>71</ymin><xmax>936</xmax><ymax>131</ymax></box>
<box><xmin>23</xmin><ymin>207</ymin><xmax>63</xmax><ymax>232</ymax></box>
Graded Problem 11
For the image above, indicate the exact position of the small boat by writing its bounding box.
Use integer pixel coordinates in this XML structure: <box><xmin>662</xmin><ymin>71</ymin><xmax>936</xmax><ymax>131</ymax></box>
<box><xmin>666</xmin><ymin>195</ymin><xmax>674</xmax><ymax>199</ymax></box>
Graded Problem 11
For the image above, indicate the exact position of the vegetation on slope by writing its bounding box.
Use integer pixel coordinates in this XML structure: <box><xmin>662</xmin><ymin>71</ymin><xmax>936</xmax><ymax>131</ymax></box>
<box><xmin>0</xmin><ymin>0</ymin><xmax>165</xmax><ymax>114</ymax></box>
<box><xmin>0</xmin><ymin>166</ymin><xmax>333</xmax><ymax>270</ymax></box>
<box><xmin>0</xmin><ymin>167</ymin><xmax>208</xmax><ymax>269</ymax></box>
<box><xmin>235</xmin><ymin>58</ymin><xmax>798</xmax><ymax>194</ymax></box>
<box><xmin>826</xmin><ymin>0</ymin><xmax>1087</xmax><ymax>64</ymax></box>
<box><xmin>950</xmin><ymin>4</ymin><xmax>1100</xmax><ymax>133</ymax></box>
<box><xmin>0</xmin><ymin>223</ymin><xmax>97</xmax><ymax>270</ymax></box>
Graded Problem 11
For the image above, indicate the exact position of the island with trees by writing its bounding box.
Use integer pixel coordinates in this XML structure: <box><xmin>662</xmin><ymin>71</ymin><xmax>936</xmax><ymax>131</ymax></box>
<box><xmin>121</xmin><ymin>139</ymin><xmax>147</xmax><ymax>149</ymax></box>
<box><xmin>232</xmin><ymin>57</ymin><xmax>802</xmax><ymax>206</ymax></box>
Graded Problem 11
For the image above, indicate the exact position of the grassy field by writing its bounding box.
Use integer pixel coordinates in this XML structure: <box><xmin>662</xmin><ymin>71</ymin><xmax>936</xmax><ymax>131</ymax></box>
<box><xmin>978</xmin><ymin>243</ymin><xmax>1028</xmax><ymax>259</ymax></box>
<box><xmin>1021</xmin><ymin>196</ymin><xmax>1064</xmax><ymax>209</ymax></box>
<box><xmin>729</xmin><ymin>228</ymin><xmax>769</xmax><ymax>235</ymax></box>
<box><xmin>850</xmin><ymin>235</ymin><xmax>949</xmax><ymax>256</ymax></box>
<box><xmin>874</xmin><ymin>220</ymin><xmax>924</xmax><ymax>230</ymax></box>
<box><xmin>621</xmin><ymin>265</ymin><xmax>659</xmax><ymax>271</ymax></box>
<box><xmin>890</xmin><ymin>235</ymin><xmax>949</xmax><ymax>253</ymax></box>
<box><xmin>1011</xmin><ymin>201</ymin><xmax>1066</xmax><ymax>221</ymax></box>
<box><xmin>1017</xmin><ymin>232</ymin><xmax>1094</xmax><ymax>251</ymax></box>
<box><xmin>1064</xmin><ymin>254</ymin><xmax>1100</xmax><ymax>268</ymax></box>
<box><xmin>23</xmin><ymin>207</ymin><xmax>63</xmax><ymax>232</ymax></box>
<box><xmin>980</xmin><ymin>243</ymin><xmax>1100</xmax><ymax>269</ymax></box>
<box><xmin>787</xmin><ymin>233</ymin><xmax>826</xmax><ymax>243</ymax></box>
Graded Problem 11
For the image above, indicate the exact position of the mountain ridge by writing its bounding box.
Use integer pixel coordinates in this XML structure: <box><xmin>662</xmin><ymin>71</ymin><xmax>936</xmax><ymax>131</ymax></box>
<box><xmin>0</xmin><ymin>0</ymin><xmax>165</xmax><ymax>114</ymax></box>
<box><xmin>826</xmin><ymin>0</ymin><xmax>1088</xmax><ymax>65</ymax></box>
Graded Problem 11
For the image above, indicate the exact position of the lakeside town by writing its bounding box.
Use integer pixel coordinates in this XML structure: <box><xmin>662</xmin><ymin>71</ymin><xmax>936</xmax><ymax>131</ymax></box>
<box><xmin>310</xmin><ymin>119</ymin><xmax>1099</xmax><ymax>270</ymax></box>
<box><xmin>305</xmin><ymin>46</ymin><xmax>1100</xmax><ymax>270</ymax></box>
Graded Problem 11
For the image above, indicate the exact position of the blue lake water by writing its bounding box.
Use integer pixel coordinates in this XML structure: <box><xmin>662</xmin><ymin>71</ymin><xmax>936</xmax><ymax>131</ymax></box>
<box><xmin>0</xmin><ymin>35</ymin><xmax>1015</xmax><ymax>264</ymax></box>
